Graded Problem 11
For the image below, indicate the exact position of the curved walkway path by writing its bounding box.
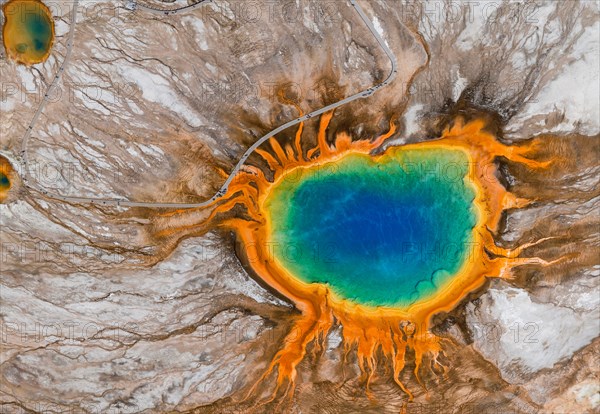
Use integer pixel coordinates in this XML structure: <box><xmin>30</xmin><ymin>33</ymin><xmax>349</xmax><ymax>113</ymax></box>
<box><xmin>20</xmin><ymin>0</ymin><xmax>397</xmax><ymax>208</ymax></box>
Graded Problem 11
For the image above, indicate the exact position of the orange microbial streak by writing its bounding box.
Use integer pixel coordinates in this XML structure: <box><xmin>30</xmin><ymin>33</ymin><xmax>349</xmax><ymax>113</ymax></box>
<box><xmin>156</xmin><ymin>114</ymin><xmax>556</xmax><ymax>401</ymax></box>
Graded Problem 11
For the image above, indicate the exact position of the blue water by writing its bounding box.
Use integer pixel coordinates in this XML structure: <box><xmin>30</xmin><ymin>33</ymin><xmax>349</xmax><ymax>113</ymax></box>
<box><xmin>0</xmin><ymin>173</ymin><xmax>9</xmax><ymax>188</ymax></box>
<box><xmin>25</xmin><ymin>9</ymin><xmax>52</xmax><ymax>52</ymax></box>
<box><xmin>266</xmin><ymin>149</ymin><xmax>477</xmax><ymax>307</ymax></box>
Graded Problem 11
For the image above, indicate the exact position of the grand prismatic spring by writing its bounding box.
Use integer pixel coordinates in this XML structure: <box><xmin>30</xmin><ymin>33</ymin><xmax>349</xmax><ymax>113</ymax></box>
<box><xmin>3</xmin><ymin>0</ymin><xmax>598</xmax><ymax>411</ymax></box>
<box><xmin>151</xmin><ymin>113</ymin><xmax>558</xmax><ymax>401</ymax></box>
<box><xmin>2</xmin><ymin>0</ymin><xmax>54</xmax><ymax>65</ymax></box>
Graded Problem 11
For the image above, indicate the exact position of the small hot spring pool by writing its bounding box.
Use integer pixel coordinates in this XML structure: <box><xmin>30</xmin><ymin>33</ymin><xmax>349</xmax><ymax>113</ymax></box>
<box><xmin>2</xmin><ymin>0</ymin><xmax>54</xmax><ymax>65</ymax></box>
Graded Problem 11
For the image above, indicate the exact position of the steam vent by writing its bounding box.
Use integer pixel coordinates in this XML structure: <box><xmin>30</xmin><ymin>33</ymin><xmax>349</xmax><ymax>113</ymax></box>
<box><xmin>1</xmin><ymin>1</ymin><xmax>598</xmax><ymax>413</ymax></box>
